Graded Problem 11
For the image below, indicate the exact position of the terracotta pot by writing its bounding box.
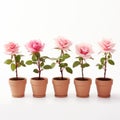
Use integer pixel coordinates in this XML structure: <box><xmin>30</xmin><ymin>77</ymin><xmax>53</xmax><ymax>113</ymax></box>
<box><xmin>9</xmin><ymin>77</ymin><xmax>27</xmax><ymax>98</ymax></box>
<box><xmin>96</xmin><ymin>77</ymin><xmax>113</xmax><ymax>98</ymax></box>
<box><xmin>30</xmin><ymin>77</ymin><xmax>48</xmax><ymax>98</ymax></box>
<box><xmin>74</xmin><ymin>77</ymin><xmax>92</xmax><ymax>97</ymax></box>
<box><xmin>52</xmin><ymin>77</ymin><xmax>70</xmax><ymax>97</ymax></box>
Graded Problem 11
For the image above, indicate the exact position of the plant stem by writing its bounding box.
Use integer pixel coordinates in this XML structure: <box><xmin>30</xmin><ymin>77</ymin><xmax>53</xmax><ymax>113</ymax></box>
<box><xmin>60</xmin><ymin>67</ymin><xmax>63</xmax><ymax>79</ymax></box>
<box><xmin>81</xmin><ymin>59</ymin><xmax>84</xmax><ymax>79</ymax></box>
<box><xmin>60</xmin><ymin>50</ymin><xmax>64</xmax><ymax>79</ymax></box>
<box><xmin>14</xmin><ymin>55</ymin><xmax>18</xmax><ymax>79</ymax></box>
<box><xmin>38</xmin><ymin>58</ymin><xmax>41</xmax><ymax>79</ymax></box>
<box><xmin>104</xmin><ymin>53</ymin><xmax>107</xmax><ymax>78</ymax></box>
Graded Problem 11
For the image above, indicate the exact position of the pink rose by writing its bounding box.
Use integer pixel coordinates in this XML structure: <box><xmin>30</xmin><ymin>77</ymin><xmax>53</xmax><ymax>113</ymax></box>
<box><xmin>5</xmin><ymin>42</ymin><xmax>19</xmax><ymax>55</ymax></box>
<box><xmin>55</xmin><ymin>36</ymin><xmax>72</xmax><ymax>50</ymax></box>
<box><xmin>99</xmin><ymin>39</ymin><xmax>115</xmax><ymax>53</ymax></box>
<box><xmin>76</xmin><ymin>43</ymin><xmax>93</xmax><ymax>59</ymax></box>
<box><xmin>26</xmin><ymin>40</ymin><xmax>45</xmax><ymax>53</ymax></box>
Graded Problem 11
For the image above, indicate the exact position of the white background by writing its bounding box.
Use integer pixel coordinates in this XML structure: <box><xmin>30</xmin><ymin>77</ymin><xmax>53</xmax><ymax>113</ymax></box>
<box><xmin>0</xmin><ymin>0</ymin><xmax>120</xmax><ymax>120</ymax></box>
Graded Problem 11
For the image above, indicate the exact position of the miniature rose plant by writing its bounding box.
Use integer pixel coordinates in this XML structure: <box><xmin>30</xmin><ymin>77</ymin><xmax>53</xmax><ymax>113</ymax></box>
<box><xmin>25</xmin><ymin>40</ymin><xmax>54</xmax><ymax>79</ymax></box>
<box><xmin>52</xmin><ymin>36</ymin><xmax>73</xmax><ymax>79</ymax></box>
<box><xmin>73</xmin><ymin>43</ymin><xmax>94</xmax><ymax>79</ymax></box>
<box><xmin>4</xmin><ymin>42</ymin><xmax>26</xmax><ymax>79</ymax></box>
<box><xmin>96</xmin><ymin>39</ymin><xmax>115</xmax><ymax>78</ymax></box>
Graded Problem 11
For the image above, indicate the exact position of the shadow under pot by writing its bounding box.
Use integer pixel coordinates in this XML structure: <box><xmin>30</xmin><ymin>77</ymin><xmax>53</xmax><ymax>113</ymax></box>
<box><xmin>95</xmin><ymin>77</ymin><xmax>113</xmax><ymax>98</ymax></box>
<box><xmin>30</xmin><ymin>77</ymin><xmax>48</xmax><ymax>98</ymax></box>
<box><xmin>52</xmin><ymin>77</ymin><xmax>70</xmax><ymax>97</ymax></box>
<box><xmin>9</xmin><ymin>77</ymin><xmax>27</xmax><ymax>98</ymax></box>
<box><xmin>74</xmin><ymin>77</ymin><xmax>92</xmax><ymax>97</ymax></box>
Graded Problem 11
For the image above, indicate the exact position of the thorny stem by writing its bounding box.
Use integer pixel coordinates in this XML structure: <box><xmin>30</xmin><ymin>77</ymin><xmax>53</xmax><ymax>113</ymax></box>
<box><xmin>104</xmin><ymin>53</ymin><xmax>107</xmax><ymax>78</ymax></box>
<box><xmin>38</xmin><ymin>58</ymin><xmax>41</xmax><ymax>79</ymax></box>
<box><xmin>81</xmin><ymin>59</ymin><xmax>84</xmax><ymax>79</ymax></box>
<box><xmin>14</xmin><ymin>55</ymin><xmax>18</xmax><ymax>78</ymax></box>
<box><xmin>60</xmin><ymin>50</ymin><xmax>64</xmax><ymax>79</ymax></box>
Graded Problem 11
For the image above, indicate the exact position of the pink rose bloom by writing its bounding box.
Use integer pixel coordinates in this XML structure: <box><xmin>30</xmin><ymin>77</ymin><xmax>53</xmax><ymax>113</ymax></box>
<box><xmin>26</xmin><ymin>40</ymin><xmax>45</xmax><ymax>53</ymax></box>
<box><xmin>76</xmin><ymin>43</ymin><xmax>93</xmax><ymax>59</ymax></box>
<box><xmin>55</xmin><ymin>37</ymin><xmax>72</xmax><ymax>50</ymax></box>
<box><xmin>99</xmin><ymin>39</ymin><xmax>115</xmax><ymax>53</ymax></box>
<box><xmin>5</xmin><ymin>42</ymin><xmax>19</xmax><ymax>55</ymax></box>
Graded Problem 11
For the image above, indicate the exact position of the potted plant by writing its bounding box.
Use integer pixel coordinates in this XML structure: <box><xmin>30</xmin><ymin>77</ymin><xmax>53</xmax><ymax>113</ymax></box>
<box><xmin>96</xmin><ymin>39</ymin><xmax>115</xmax><ymax>97</ymax></box>
<box><xmin>73</xmin><ymin>43</ymin><xmax>94</xmax><ymax>97</ymax></box>
<box><xmin>25</xmin><ymin>40</ymin><xmax>53</xmax><ymax>98</ymax></box>
<box><xmin>4</xmin><ymin>42</ymin><xmax>26</xmax><ymax>97</ymax></box>
<box><xmin>52</xmin><ymin>36</ymin><xmax>73</xmax><ymax>97</ymax></box>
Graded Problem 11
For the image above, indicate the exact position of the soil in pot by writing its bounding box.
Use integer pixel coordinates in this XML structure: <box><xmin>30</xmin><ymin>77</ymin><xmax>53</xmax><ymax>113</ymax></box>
<box><xmin>9</xmin><ymin>77</ymin><xmax>27</xmax><ymax>98</ymax></box>
<box><xmin>74</xmin><ymin>77</ymin><xmax>92</xmax><ymax>97</ymax></box>
<box><xmin>52</xmin><ymin>77</ymin><xmax>70</xmax><ymax>97</ymax></box>
<box><xmin>96</xmin><ymin>77</ymin><xmax>113</xmax><ymax>98</ymax></box>
<box><xmin>31</xmin><ymin>77</ymin><xmax>48</xmax><ymax>98</ymax></box>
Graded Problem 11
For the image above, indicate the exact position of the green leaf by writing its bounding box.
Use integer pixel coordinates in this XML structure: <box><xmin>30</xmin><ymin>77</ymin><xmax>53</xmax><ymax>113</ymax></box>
<box><xmin>32</xmin><ymin>61</ymin><xmax>37</xmax><ymax>64</ymax></box>
<box><xmin>73</xmin><ymin>61</ymin><xmax>80</xmax><ymax>68</ymax></box>
<box><xmin>108</xmin><ymin>53</ymin><xmax>112</xmax><ymax>59</ymax></box>
<box><xmin>59</xmin><ymin>63</ymin><xmax>68</xmax><ymax>68</ymax></box>
<box><xmin>81</xmin><ymin>63</ymin><xmax>90</xmax><ymax>68</ymax></box>
<box><xmin>108</xmin><ymin>59</ymin><xmax>115</xmax><ymax>65</ymax></box>
<box><xmin>11</xmin><ymin>63</ymin><xmax>16</xmax><ymax>71</ymax></box>
<box><xmin>15</xmin><ymin>55</ymin><xmax>21</xmax><ymax>62</ymax></box>
<box><xmin>63</xmin><ymin>53</ymin><xmax>70</xmax><ymax>59</ymax></box>
<box><xmin>35</xmin><ymin>52</ymin><xmax>40</xmax><ymax>58</ymax></box>
<box><xmin>44</xmin><ymin>65</ymin><xmax>52</xmax><ymax>69</ymax></box>
<box><xmin>4</xmin><ymin>59</ymin><xmax>12</xmax><ymax>64</ymax></box>
<box><xmin>59</xmin><ymin>56</ymin><xmax>65</xmax><ymax>62</ymax></box>
<box><xmin>32</xmin><ymin>54</ymin><xmax>38</xmax><ymax>61</ymax></box>
<box><xmin>26</xmin><ymin>60</ymin><xmax>33</xmax><ymax>65</ymax></box>
<box><xmin>66</xmin><ymin>67</ymin><xmax>73</xmax><ymax>74</ymax></box>
<box><xmin>40</xmin><ymin>62</ymin><xmax>44</xmax><ymax>67</ymax></box>
<box><xmin>96</xmin><ymin>64</ymin><xmax>103</xmax><ymax>69</ymax></box>
<box><xmin>51</xmin><ymin>62</ymin><xmax>56</xmax><ymax>68</ymax></box>
<box><xmin>21</xmin><ymin>60</ymin><xmax>26</xmax><ymax>67</ymax></box>
<box><xmin>100</xmin><ymin>57</ymin><xmax>105</xmax><ymax>65</ymax></box>
<box><xmin>33</xmin><ymin>69</ymin><xmax>39</xmax><ymax>73</ymax></box>
<box><xmin>79</xmin><ymin>57</ymin><xmax>83</xmax><ymax>61</ymax></box>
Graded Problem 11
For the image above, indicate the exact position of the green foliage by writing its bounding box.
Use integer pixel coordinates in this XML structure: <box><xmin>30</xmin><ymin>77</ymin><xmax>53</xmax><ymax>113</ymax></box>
<box><xmin>26</xmin><ymin>52</ymin><xmax>53</xmax><ymax>77</ymax></box>
<box><xmin>66</xmin><ymin>67</ymin><xmax>73</xmax><ymax>74</ymax></box>
<box><xmin>108</xmin><ymin>59</ymin><xmax>115</xmax><ymax>65</ymax></box>
<box><xmin>11</xmin><ymin>63</ymin><xmax>16</xmax><ymax>71</ymax></box>
<box><xmin>4</xmin><ymin>54</ymin><xmax>26</xmax><ymax>72</ymax></box>
<box><xmin>4</xmin><ymin>59</ymin><xmax>12</xmax><ymax>64</ymax></box>
<box><xmin>50</xmin><ymin>50</ymin><xmax>73</xmax><ymax>78</ymax></box>
<box><xmin>73</xmin><ymin>61</ymin><xmax>80</xmax><ymax>68</ymax></box>
<box><xmin>26</xmin><ymin>60</ymin><xmax>33</xmax><ymax>65</ymax></box>
<box><xmin>97</xmin><ymin>52</ymin><xmax>115</xmax><ymax>70</ymax></box>
<box><xmin>73</xmin><ymin>57</ymin><xmax>91</xmax><ymax>69</ymax></box>
<box><xmin>33</xmin><ymin>69</ymin><xmax>39</xmax><ymax>73</ymax></box>
<box><xmin>96</xmin><ymin>64</ymin><xmax>103</xmax><ymax>69</ymax></box>
<box><xmin>81</xmin><ymin>63</ymin><xmax>90</xmax><ymax>68</ymax></box>
<box><xmin>44</xmin><ymin>65</ymin><xmax>52</xmax><ymax>69</ymax></box>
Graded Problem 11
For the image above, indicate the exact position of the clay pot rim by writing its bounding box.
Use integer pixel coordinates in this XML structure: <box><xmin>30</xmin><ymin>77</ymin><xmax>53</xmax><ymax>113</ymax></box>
<box><xmin>31</xmin><ymin>77</ymin><xmax>47</xmax><ymax>80</ymax></box>
<box><xmin>96</xmin><ymin>77</ymin><xmax>112</xmax><ymax>81</ymax></box>
<box><xmin>9</xmin><ymin>77</ymin><xmax>26</xmax><ymax>81</ymax></box>
<box><xmin>53</xmin><ymin>77</ymin><xmax>69</xmax><ymax>81</ymax></box>
<box><xmin>74</xmin><ymin>77</ymin><xmax>91</xmax><ymax>81</ymax></box>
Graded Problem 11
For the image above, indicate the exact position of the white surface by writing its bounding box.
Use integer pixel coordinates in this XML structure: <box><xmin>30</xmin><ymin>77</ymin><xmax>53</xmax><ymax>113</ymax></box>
<box><xmin>0</xmin><ymin>0</ymin><xmax>120</xmax><ymax>120</ymax></box>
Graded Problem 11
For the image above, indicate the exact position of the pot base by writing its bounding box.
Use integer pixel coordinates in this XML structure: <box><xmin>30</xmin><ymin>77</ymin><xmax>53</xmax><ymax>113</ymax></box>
<box><xmin>98</xmin><ymin>95</ymin><xmax>110</xmax><ymax>98</ymax></box>
<box><xmin>12</xmin><ymin>95</ymin><xmax>24</xmax><ymax>98</ymax></box>
<box><xmin>76</xmin><ymin>95</ymin><xmax>89</xmax><ymax>98</ymax></box>
<box><xmin>55</xmin><ymin>95</ymin><xmax>67</xmax><ymax>97</ymax></box>
<box><xmin>33</xmin><ymin>94</ymin><xmax>46</xmax><ymax>98</ymax></box>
